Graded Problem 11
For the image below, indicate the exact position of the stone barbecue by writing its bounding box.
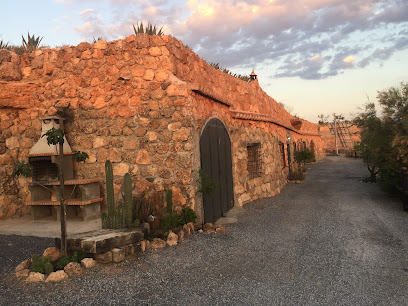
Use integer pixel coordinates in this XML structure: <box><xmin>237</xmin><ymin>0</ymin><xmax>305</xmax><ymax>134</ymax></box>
<box><xmin>27</xmin><ymin>116</ymin><xmax>102</xmax><ymax>221</ymax></box>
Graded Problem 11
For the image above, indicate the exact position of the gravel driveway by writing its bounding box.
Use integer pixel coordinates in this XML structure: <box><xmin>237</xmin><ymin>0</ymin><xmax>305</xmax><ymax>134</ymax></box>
<box><xmin>1</xmin><ymin>155</ymin><xmax>408</xmax><ymax>305</ymax></box>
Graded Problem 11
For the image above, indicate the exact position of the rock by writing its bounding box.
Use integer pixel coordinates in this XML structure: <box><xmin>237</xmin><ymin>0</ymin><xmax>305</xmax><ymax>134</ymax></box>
<box><xmin>64</xmin><ymin>262</ymin><xmax>83</xmax><ymax>277</ymax></box>
<box><xmin>94</xmin><ymin>40</ymin><xmax>108</xmax><ymax>49</ymax></box>
<box><xmin>15</xmin><ymin>259</ymin><xmax>31</xmax><ymax>272</ymax></box>
<box><xmin>183</xmin><ymin>224</ymin><xmax>191</xmax><ymax>236</ymax></box>
<box><xmin>187</xmin><ymin>222</ymin><xmax>195</xmax><ymax>233</ymax></box>
<box><xmin>177</xmin><ymin>229</ymin><xmax>185</xmax><ymax>241</ymax></box>
<box><xmin>15</xmin><ymin>269</ymin><xmax>30</xmax><ymax>279</ymax></box>
<box><xmin>136</xmin><ymin>149</ymin><xmax>151</xmax><ymax>165</ymax></box>
<box><xmin>113</xmin><ymin>163</ymin><xmax>129</xmax><ymax>176</ymax></box>
<box><xmin>112</xmin><ymin>248</ymin><xmax>126</xmax><ymax>262</ymax></box>
<box><xmin>172</xmin><ymin>127</ymin><xmax>189</xmax><ymax>142</ymax></box>
<box><xmin>45</xmin><ymin>270</ymin><xmax>69</xmax><ymax>282</ymax></box>
<box><xmin>81</xmin><ymin>258</ymin><xmax>97</xmax><ymax>269</ymax></box>
<box><xmin>203</xmin><ymin>223</ymin><xmax>213</xmax><ymax>232</ymax></box>
<box><xmin>124</xmin><ymin>244</ymin><xmax>136</xmax><ymax>256</ymax></box>
<box><xmin>25</xmin><ymin>272</ymin><xmax>45</xmax><ymax>282</ymax></box>
<box><xmin>142</xmin><ymin>222</ymin><xmax>151</xmax><ymax>235</ymax></box>
<box><xmin>166</xmin><ymin>231</ymin><xmax>178</xmax><ymax>246</ymax></box>
<box><xmin>140</xmin><ymin>239</ymin><xmax>151</xmax><ymax>252</ymax></box>
<box><xmin>43</xmin><ymin>247</ymin><xmax>63</xmax><ymax>262</ymax></box>
<box><xmin>150</xmin><ymin>238</ymin><xmax>166</xmax><ymax>249</ymax></box>
<box><xmin>215</xmin><ymin>225</ymin><xmax>228</xmax><ymax>235</ymax></box>
<box><xmin>94</xmin><ymin>251</ymin><xmax>112</xmax><ymax>263</ymax></box>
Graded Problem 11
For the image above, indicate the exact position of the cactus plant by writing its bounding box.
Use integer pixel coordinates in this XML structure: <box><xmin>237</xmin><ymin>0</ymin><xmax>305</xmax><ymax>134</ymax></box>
<box><xmin>166</xmin><ymin>189</ymin><xmax>173</xmax><ymax>214</ymax></box>
<box><xmin>105</xmin><ymin>160</ymin><xmax>114</xmax><ymax>228</ymax></box>
<box><xmin>44</xmin><ymin>261</ymin><xmax>54</xmax><ymax>275</ymax></box>
<box><xmin>124</xmin><ymin>173</ymin><xmax>132</xmax><ymax>228</ymax></box>
<box><xmin>102</xmin><ymin>161</ymin><xmax>137</xmax><ymax>229</ymax></box>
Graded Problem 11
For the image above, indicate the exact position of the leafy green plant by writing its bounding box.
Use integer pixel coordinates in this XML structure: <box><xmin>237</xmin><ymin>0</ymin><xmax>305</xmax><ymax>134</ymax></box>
<box><xmin>42</xmin><ymin>127</ymin><xmax>64</xmax><ymax>145</ymax></box>
<box><xmin>22</xmin><ymin>32</ymin><xmax>43</xmax><ymax>50</ymax></box>
<box><xmin>197</xmin><ymin>169</ymin><xmax>219</xmax><ymax>196</ymax></box>
<box><xmin>72</xmin><ymin>151</ymin><xmax>89</xmax><ymax>163</ymax></box>
<box><xmin>31</xmin><ymin>254</ymin><xmax>53</xmax><ymax>274</ymax></box>
<box><xmin>179</xmin><ymin>208</ymin><xmax>197</xmax><ymax>224</ymax></box>
<box><xmin>160</xmin><ymin>211</ymin><xmax>180</xmax><ymax>231</ymax></box>
<box><xmin>133</xmin><ymin>22</ymin><xmax>164</xmax><ymax>36</ymax></box>
<box><xmin>12</xmin><ymin>161</ymin><xmax>32</xmax><ymax>178</ymax></box>
<box><xmin>294</xmin><ymin>148</ymin><xmax>316</xmax><ymax>164</ymax></box>
<box><xmin>56</xmin><ymin>251</ymin><xmax>91</xmax><ymax>270</ymax></box>
<box><xmin>56</xmin><ymin>256</ymin><xmax>71</xmax><ymax>270</ymax></box>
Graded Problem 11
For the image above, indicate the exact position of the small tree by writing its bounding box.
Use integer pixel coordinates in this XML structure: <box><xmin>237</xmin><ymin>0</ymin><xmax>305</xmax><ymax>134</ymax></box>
<box><xmin>317</xmin><ymin>114</ymin><xmax>329</xmax><ymax>125</ymax></box>
<box><xmin>354</xmin><ymin>82</ymin><xmax>408</xmax><ymax>190</ymax></box>
<box><xmin>13</xmin><ymin>128</ymin><xmax>88</xmax><ymax>256</ymax></box>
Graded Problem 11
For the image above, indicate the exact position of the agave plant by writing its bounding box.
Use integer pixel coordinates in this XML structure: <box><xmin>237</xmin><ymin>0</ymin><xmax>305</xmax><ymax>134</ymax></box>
<box><xmin>92</xmin><ymin>37</ymin><xmax>103</xmax><ymax>43</ymax></box>
<box><xmin>133</xmin><ymin>22</ymin><xmax>164</xmax><ymax>36</ymax></box>
<box><xmin>0</xmin><ymin>39</ymin><xmax>9</xmax><ymax>49</ymax></box>
<box><xmin>209</xmin><ymin>62</ymin><xmax>251</xmax><ymax>82</ymax></box>
<box><xmin>21</xmin><ymin>32</ymin><xmax>43</xmax><ymax>50</ymax></box>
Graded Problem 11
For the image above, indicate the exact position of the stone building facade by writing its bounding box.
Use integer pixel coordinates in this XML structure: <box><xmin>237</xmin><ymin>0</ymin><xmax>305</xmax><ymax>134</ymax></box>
<box><xmin>0</xmin><ymin>34</ymin><xmax>324</xmax><ymax>223</ymax></box>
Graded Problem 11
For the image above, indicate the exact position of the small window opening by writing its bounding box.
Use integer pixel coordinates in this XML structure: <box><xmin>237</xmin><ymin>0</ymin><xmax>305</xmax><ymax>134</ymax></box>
<box><xmin>279</xmin><ymin>142</ymin><xmax>286</xmax><ymax>168</ymax></box>
<box><xmin>247</xmin><ymin>142</ymin><xmax>263</xmax><ymax>178</ymax></box>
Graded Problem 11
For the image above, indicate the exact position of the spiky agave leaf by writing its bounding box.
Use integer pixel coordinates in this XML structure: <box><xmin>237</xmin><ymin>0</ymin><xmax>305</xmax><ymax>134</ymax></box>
<box><xmin>133</xmin><ymin>22</ymin><xmax>164</xmax><ymax>36</ymax></box>
<box><xmin>0</xmin><ymin>39</ymin><xmax>9</xmax><ymax>49</ymax></box>
<box><xmin>22</xmin><ymin>32</ymin><xmax>43</xmax><ymax>50</ymax></box>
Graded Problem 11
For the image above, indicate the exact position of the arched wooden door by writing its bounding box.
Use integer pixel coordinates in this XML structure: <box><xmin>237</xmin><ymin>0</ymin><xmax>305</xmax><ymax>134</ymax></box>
<box><xmin>200</xmin><ymin>118</ymin><xmax>234</xmax><ymax>223</ymax></box>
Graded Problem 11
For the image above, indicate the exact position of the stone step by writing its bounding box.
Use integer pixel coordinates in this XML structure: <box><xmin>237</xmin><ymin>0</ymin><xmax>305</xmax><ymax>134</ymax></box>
<box><xmin>55</xmin><ymin>228</ymin><xmax>146</xmax><ymax>254</ymax></box>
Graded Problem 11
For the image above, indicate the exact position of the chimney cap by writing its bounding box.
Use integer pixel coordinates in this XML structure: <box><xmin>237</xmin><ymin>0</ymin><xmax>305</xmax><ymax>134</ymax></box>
<box><xmin>250</xmin><ymin>70</ymin><xmax>257</xmax><ymax>80</ymax></box>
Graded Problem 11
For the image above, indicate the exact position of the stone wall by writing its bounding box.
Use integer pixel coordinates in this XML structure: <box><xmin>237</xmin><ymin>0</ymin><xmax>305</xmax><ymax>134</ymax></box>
<box><xmin>0</xmin><ymin>34</ymin><xmax>324</xmax><ymax>221</ymax></box>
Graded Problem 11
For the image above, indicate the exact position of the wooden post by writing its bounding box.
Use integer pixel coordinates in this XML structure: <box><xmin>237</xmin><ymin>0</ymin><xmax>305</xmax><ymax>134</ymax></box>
<box><xmin>333</xmin><ymin>113</ymin><xmax>339</xmax><ymax>155</ymax></box>
<box><xmin>58</xmin><ymin>139</ymin><xmax>67</xmax><ymax>256</ymax></box>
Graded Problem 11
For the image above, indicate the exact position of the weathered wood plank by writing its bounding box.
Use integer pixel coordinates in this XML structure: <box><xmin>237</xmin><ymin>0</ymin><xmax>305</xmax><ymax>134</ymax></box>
<box><xmin>56</xmin><ymin>228</ymin><xmax>146</xmax><ymax>253</ymax></box>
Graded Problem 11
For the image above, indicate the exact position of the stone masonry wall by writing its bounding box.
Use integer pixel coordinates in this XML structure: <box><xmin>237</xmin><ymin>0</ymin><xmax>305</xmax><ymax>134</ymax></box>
<box><xmin>0</xmin><ymin>34</ymin><xmax>324</xmax><ymax>221</ymax></box>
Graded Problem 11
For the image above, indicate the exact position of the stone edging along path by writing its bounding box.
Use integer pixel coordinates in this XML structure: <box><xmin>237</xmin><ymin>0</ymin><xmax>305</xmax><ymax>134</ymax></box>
<box><xmin>14</xmin><ymin>222</ymin><xmax>228</xmax><ymax>283</ymax></box>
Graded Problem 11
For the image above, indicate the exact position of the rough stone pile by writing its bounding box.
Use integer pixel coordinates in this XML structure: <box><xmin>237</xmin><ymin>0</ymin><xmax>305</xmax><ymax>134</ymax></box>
<box><xmin>15</xmin><ymin>247</ymin><xmax>97</xmax><ymax>283</ymax></box>
<box><xmin>139</xmin><ymin>222</ymin><xmax>228</xmax><ymax>251</ymax></box>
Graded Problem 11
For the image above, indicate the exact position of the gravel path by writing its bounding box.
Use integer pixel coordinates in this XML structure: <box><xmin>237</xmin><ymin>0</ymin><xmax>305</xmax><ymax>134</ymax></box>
<box><xmin>1</xmin><ymin>155</ymin><xmax>408</xmax><ymax>305</ymax></box>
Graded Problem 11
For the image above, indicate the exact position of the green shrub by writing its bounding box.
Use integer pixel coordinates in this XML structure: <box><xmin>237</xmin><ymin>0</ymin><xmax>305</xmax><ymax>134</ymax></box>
<box><xmin>294</xmin><ymin>148</ymin><xmax>316</xmax><ymax>164</ymax></box>
<box><xmin>56</xmin><ymin>251</ymin><xmax>92</xmax><ymax>270</ymax></box>
<box><xmin>180</xmin><ymin>208</ymin><xmax>197</xmax><ymax>224</ymax></box>
<box><xmin>160</xmin><ymin>211</ymin><xmax>180</xmax><ymax>231</ymax></box>
<box><xmin>31</xmin><ymin>254</ymin><xmax>52</xmax><ymax>274</ymax></box>
<box><xmin>56</xmin><ymin>256</ymin><xmax>71</xmax><ymax>270</ymax></box>
<box><xmin>288</xmin><ymin>170</ymin><xmax>305</xmax><ymax>181</ymax></box>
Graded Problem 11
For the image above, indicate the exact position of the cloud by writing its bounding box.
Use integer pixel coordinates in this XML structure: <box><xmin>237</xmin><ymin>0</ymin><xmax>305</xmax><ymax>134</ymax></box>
<box><xmin>80</xmin><ymin>8</ymin><xmax>95</xmax><ymax>15</ymax></box>
<box><xmin>67</xmin><ymin>0</ymin><xmax>408</xmax><ymax>79</ymax></box>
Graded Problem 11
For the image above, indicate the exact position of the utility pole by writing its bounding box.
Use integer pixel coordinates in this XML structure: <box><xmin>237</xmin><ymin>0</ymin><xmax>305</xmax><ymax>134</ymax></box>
<box><xmin>333</xmin><ymin>113</ymin><xmax>338</xmax><ymax>155</ymax></box>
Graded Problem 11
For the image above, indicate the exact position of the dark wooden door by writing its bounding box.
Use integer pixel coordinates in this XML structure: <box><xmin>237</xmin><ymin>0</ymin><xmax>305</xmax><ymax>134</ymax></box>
<box><xmin>200</xmin><ymin>118</ymin><xmax>234</xmax><ymax>223</ymax></box>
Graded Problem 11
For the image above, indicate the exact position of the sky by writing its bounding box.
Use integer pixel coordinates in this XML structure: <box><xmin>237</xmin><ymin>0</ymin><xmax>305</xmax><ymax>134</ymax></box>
<box><xmin>1</xmin><ymin>0</ymin><xmax>407</xmax><ymax>123</ymax></box>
